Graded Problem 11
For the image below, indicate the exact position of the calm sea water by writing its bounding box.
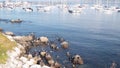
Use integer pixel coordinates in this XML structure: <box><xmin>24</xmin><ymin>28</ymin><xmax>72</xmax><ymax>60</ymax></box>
<box><xmin>0</xmin><ymin>7</ymin><xmax>120</xmax><ymax>68</ymax></box>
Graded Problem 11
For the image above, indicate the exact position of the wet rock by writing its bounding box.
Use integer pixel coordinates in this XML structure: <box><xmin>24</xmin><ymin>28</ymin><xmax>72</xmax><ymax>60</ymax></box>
<box><xmin>50</xmin><ymin>43</ymin><xmax>57</xmax><ymax>49</ymax></box>
<box><xmin>58</xmin><ymin>37</ymin><xmax>65</xmax><ymax>42</ymax></box>
<box><xmin>110</xmin><ymin>62</ymin><xmax>117</xmax><ymax>68</ymax></box>
<box><xmin>72</xmin><ymin>54</ymin><xmax>83</xmax><ymax>65</ymax></box>
<box><xmin>66</xmin><ymin>52</ymin><xmax>70</xmax><ymax>57</ymax></box>
<box><xmin>45</xmin><ymin>53</ymin><xmax>52</xmax><ymax>60</ymax></box>
<box><xmin>54</xmin><ymin>61</ymin><xmax>61</xmax><ymax>68</ymax></box>
<box><xmin>40</xmin><ymin>51</ymin><xmax>47</xmax><ymax>57</ymax></box>
<box><xmin>40</xmin><ymin>60</ymin><xmax>45</xmax><ymax>67</ymax></box>
<box><xmin>40</xmin><ymin>36</ymin><xmax>49</xmax><ymax>43</ymax></box>
<box><xmin>48</xmin><ymin>59</ymin><xmax>55</xmax><ymax>66</ymax></box>
<box><xmin>61</xmin><ymin>41</ymin><xmax>69</xmax><ymax>49</ymax></box>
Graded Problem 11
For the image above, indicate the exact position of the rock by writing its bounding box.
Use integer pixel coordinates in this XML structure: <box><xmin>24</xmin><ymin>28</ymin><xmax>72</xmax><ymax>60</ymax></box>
<box><xmin>26</xmin><ymin>60</ymin><xmax>34</xmax><ymax>66</ymax></box>
<box><xmin>16</xmin><ymin>61</ymin><xmax>23</xmax><ymax>68</ymax></box>
<box><xmin>42</xmin><ymin>66</ymin><xmax>50</xmax><ymax>68</ymax></box>
<box><xmin>40</xmin><ymin>36</ymin><xmax>49</xmax><ymax>43</ymax></box>
<box><xmin>28</xmin><ymin>53</ymin><xmax>33</xmax><ymax>59</ymax></box>
<box><xmin>0</xmin><ymin>28</ymin><xmax>3</xmax><ymax>32</ymax></box>
<box><xmin>5</xmin><ymin>31</ymin><xmax>14</xmax><ymax>36</ymax></box>
<box><xmin>40</xmin><ymin>51</ymin><xmax>47</xmax><ymax>57</ymax></box>
<box><xmin>7</xmin><ymin>51</ymin><xmax>18</xmax><ymax>58</ymax></box>
<box><xmin>17</xmin><ymin>44</ymin><xmax>25</xmax><ymax>51</ymax></box>
<box><xmin>20</xmin><ymin>56</ymin><xmax>28</xmax><ymax>63</ymax></box>
<box><xmin>50</xmin><ymin>44</ymin><xmax>57</xmax><ymax>49</ymax></box>
<box><xmin>5</xmin><ymin>35</ymin><xmax>15</xmax><ymax>41</ymax></box>
<box><xmin>30</xmin><ymin>64</ymin><xmax>41</xmax><ymax>68</ymax></box>
<box><xmin>48</xmin><ymin>59</ymin><xmax>55</xmax><ymax>66</ymax></box>
<box><xmin>72</xmin><ymin>54</ymin><xmax>83</xmax><ymax>65</ymax></box>
<box><xmin>66</xmin><ymin>52</ymin><xmax>70</xmax><ymax>57</ymax></box>
<box><xmin>13</xmin><ymin>35</ymin><xmax>34</xmax><ymax>42</ymax></box>
<box><xmin>22</xmin><ymin>64</ymin><xmax>30</xmax><ymax>68</ymax></box>
<box><xmin>40</xmin><ymin>60</ymin><xmax>45</xmax><ymax>67</ymax></box>
<box><xmin>54</xmin><ymin>61</ymin><xmax>61</xmax><ymax>68</ymax></box>
<box><xmin>61</xmin><ymin>41</ymin><xmax>69</xmax><ymax>49</ymax></box>
<box><xmin>14</xmin><ymin>47</ymin><xmax>21</xmax><ymax>56</ymax></box>
<box><xmin>58</xmin><ymin>37</ymin><xmax>65</xmax><ymax>42</ymax></box>
<box><xmin>45</xmin><ymin>53</ymin><xmax>52</xmax><ymax>60</ymax></box>
<box><xmin>110</xmin><ymin>62</ymin><xmax>117</xmax><ymax>68</ymax></box>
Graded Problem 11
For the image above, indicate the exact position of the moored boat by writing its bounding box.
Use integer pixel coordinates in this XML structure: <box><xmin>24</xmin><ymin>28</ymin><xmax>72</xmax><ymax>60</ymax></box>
<box><xmin>10</xmin><ymin>19</ymin><xmax>22</xmax><ymax>23</ymax></box>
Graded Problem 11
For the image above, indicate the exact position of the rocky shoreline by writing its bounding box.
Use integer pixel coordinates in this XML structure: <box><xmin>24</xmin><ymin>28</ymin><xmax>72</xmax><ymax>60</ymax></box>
<box><xmin>0</xmin><ymin>32</ymin><xmax>50</xmax><ymax>68</ymax></box>
<box><xmin>0</xmin><ymin>31</ymin><xmax>84</xmax><ymax>68</ymax></box>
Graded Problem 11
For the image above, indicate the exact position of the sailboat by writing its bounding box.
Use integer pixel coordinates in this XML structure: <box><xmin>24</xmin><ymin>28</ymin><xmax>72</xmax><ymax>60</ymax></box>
<box><xmin>68</xmin><ymin>0</ymin><xmax>84</xmax><ymax>14</ymax></box>
<box><xmin>22</xmin><ymin>1</ymin><xmax>33</xmax><ymax>12</ymax></box>
<box><xmin>37</xmin><ymin>0</ymin><xmax>54</xmax><ymax>12</ymax></box>
<box><xmin>103</xmin><ymin>0</ymin><xmax>113</xmax><ymax>14</ymax></box>
<box><xmin>91</xmin><ymin>0</ymin><xmax>104</xmax><ymax>11</ymax></box>
<box><xmin>57</xmin><ymin>0</ymin><xmax>68</xmax><ymax>12</ymax></box>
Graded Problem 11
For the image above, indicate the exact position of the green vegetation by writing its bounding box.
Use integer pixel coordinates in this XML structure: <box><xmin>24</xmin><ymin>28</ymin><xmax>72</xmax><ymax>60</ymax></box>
<box><xmin>0</xmin><ymin>33</ymin><xmax>16</xmax><ymax>64</ymax></box>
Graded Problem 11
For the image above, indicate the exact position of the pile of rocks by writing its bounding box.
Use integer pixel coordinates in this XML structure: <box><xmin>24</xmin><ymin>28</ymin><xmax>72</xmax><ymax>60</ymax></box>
<box><xmin>0</xmin><ymin>31</ymin><xmax>84</xmax><ymax>68</ymax></box>
<box><xmin>0</xmin><ymin>32</ymin><xmax>50</xmax><ymax>68</ymax></box>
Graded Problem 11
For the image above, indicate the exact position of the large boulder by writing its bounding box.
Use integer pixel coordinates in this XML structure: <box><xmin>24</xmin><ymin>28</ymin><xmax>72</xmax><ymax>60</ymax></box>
<box><xmin>61</xmin><ymin>41</ymin><xmax>69</xmax><ymax>49</ymax></box>
<box><xmin>40</xmin><ymin>36</ymin><xmax>49</xmax><ymax>43</ymax></box>
<box><xmin>13</xmin><ymin>35</ymin><xmax>34</xmax><ymax>42</ymax></box>
<box><xmin>72</xmin><ymin>54</ymin><xmax>83</xmax><ymax>65</ymax></box>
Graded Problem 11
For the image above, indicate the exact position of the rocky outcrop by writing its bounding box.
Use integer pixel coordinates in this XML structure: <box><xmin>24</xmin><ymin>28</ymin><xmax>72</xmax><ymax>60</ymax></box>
<box><xmin>0</xmin><ymin>34</ymin><xmax>50</xmax><ymax>68</ymax></box>
<box><xmin>0</xmin><ymin>32</ymin><xmax>84</xmax><ymax>68</ymax></box>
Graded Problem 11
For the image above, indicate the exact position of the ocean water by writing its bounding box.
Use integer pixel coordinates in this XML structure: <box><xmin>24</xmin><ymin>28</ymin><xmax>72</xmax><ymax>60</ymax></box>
<box><xmin>0</xmin><ymin>7</ymin><xmax>120</xmax><ymax>68</ymax></box>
